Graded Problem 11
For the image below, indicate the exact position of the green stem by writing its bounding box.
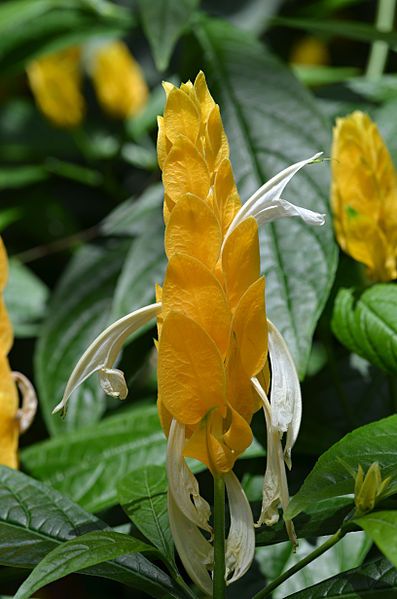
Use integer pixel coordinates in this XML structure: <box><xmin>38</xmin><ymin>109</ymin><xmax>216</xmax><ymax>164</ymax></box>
<box><xmin>213</xmin><ymin>475</ymin><xmax>226</xmax><ymax>599</ymax></box>
<box><xmin>252</xmin><ymin>528</ymin><xmax>346</xmax><ymax>599</ymax></box>
<box><xmin>366</xmin><ymin>0</ymin><xmax>396</xmax><ymax>80</ymax></box>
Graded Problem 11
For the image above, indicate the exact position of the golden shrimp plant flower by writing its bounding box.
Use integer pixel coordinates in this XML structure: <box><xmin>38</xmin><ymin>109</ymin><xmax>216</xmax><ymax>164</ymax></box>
<box><xmin>54</xmin><ymin>72</ymin><xmax>325</xmax><ymax>594</ymax></box>
<box><xmin>331</xmin><ymin>111</ymin><xmax>397</xmax><ymax>281</ymax></box>
<box><xmin>0</xmin><ymin>239</ymin><xmax>37</xmax><ymax>468</ymax></box>
<box><xmin>27</xmin><ymin>40</ymin><xmax>148</xmax><ymax>127</ymax></box>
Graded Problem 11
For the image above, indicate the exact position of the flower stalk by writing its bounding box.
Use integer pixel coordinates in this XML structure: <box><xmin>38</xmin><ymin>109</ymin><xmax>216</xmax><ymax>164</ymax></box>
<box><xmin>213</xmin><ymin>475</ymin><xmax>226</xmax><ymax>599</ymax></box>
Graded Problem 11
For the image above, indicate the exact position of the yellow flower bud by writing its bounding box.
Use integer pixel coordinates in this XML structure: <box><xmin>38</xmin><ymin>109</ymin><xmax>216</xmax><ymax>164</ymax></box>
<box><xmin>354</xmin><ymin>462</ymin><xmax>391</xmax><ymax>516</ymax></box>
<box><xmin>290</xmin><ymin>36</ymin><xmax>329</xmax><ymax>66</ymax></box>
<box><xmin>27</xmin><ymin>47</ymin><xmax>85</xmax><ymax>128</ymax></box>
<box><xmin>331</xmin><ymin>111</ymin><xmax>397</xmax><ymax>281</ymax></box>
<box><xmin>91</xmin><ymin>41</ymin><xmax>148</xmax><ymax>119</ymax></box>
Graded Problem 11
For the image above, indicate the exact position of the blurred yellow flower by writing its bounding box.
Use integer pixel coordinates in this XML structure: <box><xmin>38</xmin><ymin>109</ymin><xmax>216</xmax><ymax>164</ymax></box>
<box><xmin>91</xmin><ymin>40</ymin><xmax>148</xmax><ymax>119</ymax></box>
<box><xmin>331</xmin><ymin>111</ymin><xmax>397</xmax><ymax>281</ymax></box>
<box><xmin>27</xmin><ymin>41</ymin><xmax>148</xmax><ymax>127</ymax></box>
<box><xmin>0</xmin><ymin>239</ymin><xmax>37</xmax><ymax>468</ymax></box>
<box><xmin>290</xmin><ymin>36</ymin><xmax>329</xmax><ymax>66</ymax></box>
<box><xmin>27</xmin><ymin>47</ymin><xmax>85</xmax><ymax>128</ymax></box>
<box><xmin>56</xmin><ymin>72</ymin><xmax>325</xmax><ymax>594</ymax></box>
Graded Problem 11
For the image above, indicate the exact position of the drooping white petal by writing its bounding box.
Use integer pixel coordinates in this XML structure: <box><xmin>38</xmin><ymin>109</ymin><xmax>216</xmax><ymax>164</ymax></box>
<box><xmin>223</xmin><ymin>153</ymin><xmax>324</xmax><ymax>244</ymax></box>
<box><xmin>255</xmin><ymin>197</ymin><xmax>325</xmax><ymax>228</ymax></box>
<box><xmin>168</xmin><ymin>490</ymin><xmax>213</xmax><ymax>597</ymax></box>
<box><xmin>267</xmin><ymin>319</ymin><xmax>302</xmax><ymax>467</ymax></box>
<box><xmin>167</xmin><ymin>419</ymin><xmax>212</xmax><ymax>533</ymax></box>
<box><xmin>52</xmin><ymin>302</ymin><xmax>161</xmax><ymax>415</ymax></box>
<box><xmin>13</xmin><ymin>371</ymin><xmax>37</xmax><ymax>434</ymax></box>
<box><xmin>99</xmin><ymin>368</ymin><xmax>128</xmax><ymax>399</ymax></box>
<box><xmin>224</xmin><ymin>471</ymin><xmax>255</xmax><ymax>584</ymax></box>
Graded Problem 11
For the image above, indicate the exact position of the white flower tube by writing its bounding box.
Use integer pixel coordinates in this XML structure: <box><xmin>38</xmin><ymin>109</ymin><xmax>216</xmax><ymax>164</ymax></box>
<box><xmin>223</xmin><ymin>153</ymin><xmax>325</xmax><ymax>247</ymax></box>
<box><xmin>13</xmin><ymin>371</ymin><xmax>37</xmax><ymax>433</ymax></box>
<box><xmin>53</xmin><ymin>302</ymin><xmax>161</xmax><ymax>415</ymax></box>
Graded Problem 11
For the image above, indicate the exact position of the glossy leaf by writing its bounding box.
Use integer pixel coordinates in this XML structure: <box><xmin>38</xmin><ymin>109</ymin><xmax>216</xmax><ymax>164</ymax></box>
<box><xmin>257</xmin><ymin>532</ymin><xmax>370</xmax><ymax>598</ymax></box>
<box><xmin>22</xmin><ymin>403</ymin><xmax>264</xmax><ymax>512</ymax></box>
<box><xmin>14</xmin><ymin>531</ymin><xmax>157</xmax><ymax>599</ymax></box>
<box><xmin>0</xmin><ymin>466</ymin><xmax>183</xmax><ymax>598</ymax></box>
<box><xmin>35</xmin><ymin>240</ymin><xmax>131</xmax><ymax>436</ymax></box>
<box><xmin>117</xmin><ymin>465</ymin><xmax>175</xmax><ymax>566</ymax></box>
<box><xmin>283</xmin><ymin>556</ymin><xmax>397</xmax><ymax>598</ymax></box>
<box><xmin>138</xmin><ymin>0</ymin><xmax>199</xmax><ymax>71</ymax></box>
<box><xmin>196</xmin><ymin>17</ymin><xmax>338</xmax><ymax>377</ymax></box>
<box><xmin>355</xmin><ymin>511</ymin><xmax>397</xmax><ymax>568</ymax></box>
<box><xmin>5</xmin><ymin>258</ymin><xmax>49</xmax><ymax>337</ymax></box>
<box><xmin>332</xmin><ymin>285</ymin><xmax>397</xmax><ymax>376</ymax></box>
<box><xmin>287</xmin><ymin>416</ymin><xmax>397</xmax><ymax>519</ymax></box>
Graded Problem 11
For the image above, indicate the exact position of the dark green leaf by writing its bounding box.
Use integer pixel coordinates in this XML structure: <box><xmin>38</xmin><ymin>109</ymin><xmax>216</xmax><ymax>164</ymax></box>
<box><xmin>196</xmin><ymin>17</ymin><xmax>338</xmax><ymax>378</ymax></box>
<box><xmin>283</xmin><ymin>556</ymin><xmax>397</xmax><ymax>598</ymax></box>
<box><xmin>0</xmin><ymin>165</ymin><xmax>48</xmax><ymax>189</ymax></box>
<box><xmin>355</xmin><ymin>511</ymin><xmax>397</xmax><ymax>568</ymax></box>
<box><xmin>138</xmin><ymin>0</ymin><xmax>199</xmax><ymax>71</ymax></box>
<box><xmin>271</xmin><ymin>16</ymin><xmax>397</xmax><ymax>45</ymax></box>
<box><xmin>0</xmin><ymin>466</ymin><xmax>183</xmax><ymax>598</ymax></box>
<box><xmin>5</xmin><ymin>258</ymin><xmax>49</xmax><ymax>337</ymax></box>
<box><xmin>256</xmin><ymin>496</ymin><xmax>353</xmax><ymax>546</ymax></box>
<box><xmin>35</xmin><ymin>240</ymin><xmax>131</xmax><ymax>436</ymax></box>
<box><xmin>332</xmin><ymin>285</ymin><xmax>397</xmax><ymax>376</ymax></box>
<box><xmin>14</xmin><ymin>531</ymin><xmax>157</xmax><ymax>599</ymax></box>
<box><xmin>286</xmin><ymin>416</ymin><xmax>397</xmax><ymax>519</ymax></box>
<box><xmin>117</xmin><ymin>465</ymin><xmax>174</xmax><ymax>566</ymax></box>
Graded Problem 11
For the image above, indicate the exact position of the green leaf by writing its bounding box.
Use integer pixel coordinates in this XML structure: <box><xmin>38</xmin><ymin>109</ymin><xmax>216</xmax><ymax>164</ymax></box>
<box><xmin>4</xmin><ymin>258</ymin><xmax>49</xmax><ymax>337</ymax></box>
<box><xmin>271</xmin><ymin>16</ymin><xmax>397</xmax><ymax>45</ymax></box>
<box><xmin>0</xmin><ymin>165</ymin><xmax>48</xmax><ymax>189</ymax></box>
<box><xmin>256</xmin><ymin>496</ymin><xmax>353</xmax><ymax>546</ymax></box>
<box><xmin>257</xmin><ymin>532</ymin><xmax>370</xmax><ymax>598</ymax></box>
<box><xmin>22</xmin><ymin>402</ymin><xmax>264</xmax><ymax>512</ymax></box>
<box><xmin>292</xmin><ymin>65</ymin><xmax>359</xmax><ymax>87</ymax></box>
<box><xmin>196</xmin><ymin>17</ymin><xmax>338</xmax><ymax>378</ymax></box>
<box><xmin>117</xmin><ymin>465</ymin><xmax>174</xmax><ymax>566</ymax></box>
<box><xmin>355</xmin><ymin>511</ymin><xmax>397</xmax><ymax>569</ymax></box>
<box><xmin>283</xmin><ymin>556</ymin><xmax>397</xmax><ymax>598</ymax></box>
<box><xmin>138</xmin><ymin>0</ymin><xmax>199</xmax><ymax>71</ymax></box>
<box><xmin>286</xmin><ymin>415</ymin><xmax>397</xmax><ymax>519</ymax></box>
<box><xmin>14</xmin><ymin>531</ymin><xmax>157</xmax><ymax>599</ymax></box>
<box><xmin>0</xmin><ymin>466</ymin><xmax>183</xmax><ymax>598</ymax></box>
<box><xmin>35</xmin><ymin>240</ymin><xmax>131</xmax><ymax>436</ymax></box>
<box><xmin>332</xmin><ymin>285</ymin><xmax>397</xmax><ymax>376</ymax></box>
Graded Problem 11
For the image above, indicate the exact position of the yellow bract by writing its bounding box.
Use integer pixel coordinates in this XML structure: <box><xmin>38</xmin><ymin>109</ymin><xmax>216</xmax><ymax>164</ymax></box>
<box><xmin>157</xmin><ymin>72</ymin><xmax>268</xmax><ymax>474</ymax></box>
<box><xmin>354</xmin><ymin>462</ymin><xmax>391</xmax><ymax>516</ymax></box>
<box><xmin>331</xmin><ymin>111</ymin><xmax>397</xmax><ymax>281</ymax></box>
<box><xmin>0</xmin><ymin>239</ymin><xmax>19</xmax><ymax>468</ymax></box>
<box><xmin>91</xmin><ymin>41</ymin><xmax>148</xmax><ymax>119</ymax></box>
<box><xmin>27</xmin><ymin>47</ymin><xmax>84</xmax><ymax>128</ymax></box>
<box><xmin>27</xmin><ymin>41</ymin><xmax>148</xmax><ymax>127</ymax></box>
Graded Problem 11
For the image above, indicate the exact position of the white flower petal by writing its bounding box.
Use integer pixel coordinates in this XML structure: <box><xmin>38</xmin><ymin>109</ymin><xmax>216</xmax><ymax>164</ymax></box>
<box><xmin>223</xmin><ymin>153</ymin><xmax>323</xmax><ymax>244</ymax></box>
<box><xmin>267</xmin><ymin>320</ymin><xmax>302</xmax><ymax>468</ymax></box>
<box><xmin>167</xmin><ymin>419</ymin><xmax>212</xmax><ymax>533</ymax></box>
<box><xmin>255</xmin><ymin>197</ymin><xmax>325</xmax><ymax>228</ymax></box>
<box><xmin>13</xmin><ymin>371</ymin><xmax>37</xmax><ymax>434</ymax></box>
<box><xmin>52</xmin><ymin>302</ymin><xmax>161</xmax><ymax>415</ymax></box>
<box><xmin>99</xmin><ymin>368</ymin><xmax>128</xmax><ymax>399</ymax></box>
<box><xmin>168</xmin><ymin>490</ymin><xmax>213</xmax><ymax>597</ymax></box>
<box><xmin>224</xmin><ymin>471</ymin><xmax>255</xmax><ymax>584</ymax></box>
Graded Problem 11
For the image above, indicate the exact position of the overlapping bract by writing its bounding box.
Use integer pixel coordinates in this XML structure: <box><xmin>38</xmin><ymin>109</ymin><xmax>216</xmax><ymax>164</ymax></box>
<box><xmin>331</xmin><ymin>111</ymin><xmax>397</xmax><ymax>281</ymax></box>
<box><xmin>157</xmin><ymin>72</ymin><xmax>267</xmax><ymax>474</ymax></box>
<box><xmin>27</xmin><ymin>40</ymin><xmax>148</xmax><ymax>127</ymax></box>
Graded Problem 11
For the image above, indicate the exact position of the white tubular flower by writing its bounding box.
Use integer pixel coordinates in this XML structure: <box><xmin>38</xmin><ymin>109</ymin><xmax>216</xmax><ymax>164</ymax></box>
<box><xmin>223</xmin><ymin>153</ymin><xmax>325</xmax><ymax>247</ymax></box>
<box><xmin>251</xmin><ymin>318</ymin><xmax>302</xmax><ymax>546</ymax></box>
<box><xmin>53</xmin><ymin>302</ymin><xmax>161</xmax><ymax>415</ymax></box>
<box><xmin>13</xmin><ymin>371</ymin><xmax>38</xmax><ymax>434</ymax></box>
<box><xmin>225</xmin><ymin>471</ymin><xmax>255</xmax><ymax>584</ymax></box>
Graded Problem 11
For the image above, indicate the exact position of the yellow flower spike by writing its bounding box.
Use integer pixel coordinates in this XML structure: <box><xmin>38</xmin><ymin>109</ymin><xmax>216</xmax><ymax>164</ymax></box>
<box><xmin>354</xmin><ymin>462</ymin><xmax>391</xmax><ymax>516</ymax></box>
<box><xmin>331</xmin><ymin>111</ymin><xmax>397</xmax><ymax>281</ymax></box>
<box><xmin>58</xmin><ymin>71</ymin><xmax>326</xmax><ymax>593</ymax></box>
<box><xmin>27</xmin><ymin>47</ymin><xmax>85</xmax><ymax>128</ymax></box>
<box><xmin>91</xmin><ymin>40</ymin><xmax>148</xmax><ymax>119</ymax></box>
<box><xmin>0</xmin><ymin>239</ymin><xmax>37</xmax><ymax>468</ymax></box>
